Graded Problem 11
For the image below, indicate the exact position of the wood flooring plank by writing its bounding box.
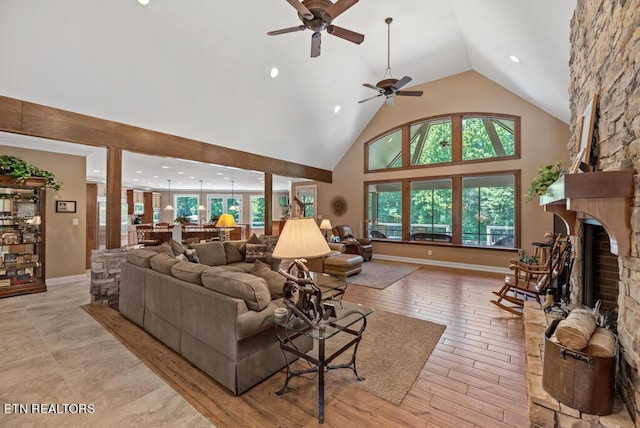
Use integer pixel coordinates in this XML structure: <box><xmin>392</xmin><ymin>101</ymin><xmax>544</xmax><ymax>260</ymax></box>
<box><xmin>83</xmin><ymin>262</ymin><xmax>529</xmax><ymax>427</ymax></box>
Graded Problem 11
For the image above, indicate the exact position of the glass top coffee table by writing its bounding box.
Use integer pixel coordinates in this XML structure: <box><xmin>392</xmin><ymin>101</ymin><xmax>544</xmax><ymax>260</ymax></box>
<box><xmin>266</xmin><ymin>300</ymin><xmax>373</xmax><ymax>424</ymax></box>
<box><xmin>310</xmin><ymin>271</ymin><xmax>349</xmax><ymax>301</ymax></box>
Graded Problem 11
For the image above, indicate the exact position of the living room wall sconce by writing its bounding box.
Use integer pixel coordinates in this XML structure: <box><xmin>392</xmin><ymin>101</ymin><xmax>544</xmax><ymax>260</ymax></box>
<box><xmin>319</xmin><ymin>218</ymin><xmax>332</xmax><ymax>241</ymax></box>
<box><xmin>164</xmin><ymin>179</ymin><xmax>174</xmax><ymax>211</ymax></box>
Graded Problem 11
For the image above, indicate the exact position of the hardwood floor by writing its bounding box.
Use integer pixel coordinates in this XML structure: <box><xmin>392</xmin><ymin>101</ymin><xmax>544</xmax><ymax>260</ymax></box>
<box><xmin>1</xmin><ymin>265</ymin><xmax>528</xmax><ymax>427</ymax></box>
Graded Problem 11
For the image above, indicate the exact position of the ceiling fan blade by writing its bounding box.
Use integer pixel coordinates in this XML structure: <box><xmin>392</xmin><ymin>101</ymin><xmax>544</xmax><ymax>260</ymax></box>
<box><xmin>396</xmin><ymin>90</ymin><xmax>424</xmax><ymax>97</ymax></box>
<box><xmin>327</xmin><ymin>25</ymin><xmax>364</xmax><ymax>44</ymax></box>
<box><xmin>363</xmin><ymin>83</ymin><xmax>382</xmax><ymax>91</ymax></box>
<box><xmin>285</xmin><ymin>0</ymin><xmax>313</xmax><ymax>20</ymax></box>
<box><xmin>267</xmin><ymin>25</ymin><xmax>307</xmax><ymax>36</ymax></box>
<box><xmin>311</xmin><ymin>32</ymin><xmax>321</xmax><ymax>57</ymax></box>
<box><xmin>358</xmin><ymin>93</ymin><xmax>383</xmax><ymax>104</ymax></box>
<box><xmin>325</xmin><ymin>0</ymin><xmax>358</xmax><ymax>20</ymax></box>
<box><xmin>386</xmin><ymin>96</ymin><xmax>395</xmax><ymax>107</ymax></box>
<box><xmin>392</xmin><ymin>76</ymin><xmax>412</xmax><ymax>91</ymax></box>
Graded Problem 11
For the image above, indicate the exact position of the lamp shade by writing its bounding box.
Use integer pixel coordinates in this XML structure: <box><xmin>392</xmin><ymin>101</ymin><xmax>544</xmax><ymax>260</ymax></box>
<box><xmin>215</xmin><ymin>213</ymin><xmax>237</xmax><ymax>228</ymax></box>
<box><xmin>319</xmin><ymin>219</ymin><xmax>332</xmax><ymax>230</ymax></box>
<box><xmin>272</xmin><ymin>217</ymin><xmax>331</xmax><ymax>259</ymax></box>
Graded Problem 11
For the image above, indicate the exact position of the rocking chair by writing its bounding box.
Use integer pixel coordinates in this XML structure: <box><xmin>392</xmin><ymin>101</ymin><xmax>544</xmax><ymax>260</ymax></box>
<box><xmin>491</xmin><ymin>236</ymin><xmax>571</xmax><ymax>316</ymax></box>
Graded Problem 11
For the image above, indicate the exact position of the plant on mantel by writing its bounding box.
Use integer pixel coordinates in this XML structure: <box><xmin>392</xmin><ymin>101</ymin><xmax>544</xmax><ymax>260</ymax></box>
<box><xmin>526</xmin><ymin>160</ymin><xmax>564</xmax><ymax>201</ymax></box>
<box><xmin>0</xmin><ymin>155</ymin><xmax>63</xmax><ymax>190</ymax></box>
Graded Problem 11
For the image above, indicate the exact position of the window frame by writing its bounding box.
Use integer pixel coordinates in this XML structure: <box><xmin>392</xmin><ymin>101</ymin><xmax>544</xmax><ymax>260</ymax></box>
<box><xmin>364</xmin><ymin>170</ymin><xmax>521</xmax><ymax>249</ymax></box>
<box><xmin>174</xmin><ymin>194</ymin><xmax>200</xmax><ymax>223</ymax></box>
<box><xmin>364</xmin><ymin>113</ymin><xmax>520</xmax><ymax>173</ymax></box>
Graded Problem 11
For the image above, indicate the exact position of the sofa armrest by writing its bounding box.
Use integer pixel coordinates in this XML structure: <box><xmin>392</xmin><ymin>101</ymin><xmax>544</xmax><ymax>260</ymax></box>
<box><xmin>357</xmin><ymin>237</ymin><xmax>372</xmax><ymax>245</ymax></box>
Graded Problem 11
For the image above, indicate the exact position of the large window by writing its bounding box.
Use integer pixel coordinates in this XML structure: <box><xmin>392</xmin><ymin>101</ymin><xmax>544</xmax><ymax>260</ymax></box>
<box><xmin>462</xmin><ymin>175</ymin><xmax>515</xmax><ymax>246</ymax></box>
<box><xmin>462</xmin><ymin>116</ymin><xmax>515</xmax><ymax>161</ymax></box>
<box><xmin>366</xmin><ymin>113</ymin><xmax>519</xmax><ymax>172</ymax></box>
<box><xmin>250</xmin><ymin>195</ymin><xmax>265</xmax><ymax>229</ymax></box>
<box><xmin>410</xmin><ymin>118</ymin><xmax>452</xmax><ymax>166</ymax></box>
<box><xmin>367</xmin><ymin>182</ymin><xmax>403</xmax><ymax>240</ymax></box>
<box><xmin>208</xmin><ymin>195</ymin><xmax>242</xmax><ymax>223</ymax></box>
<box><xmin>410</xmin><ymin>179</ymin><xmax>452</xmax><ymax>241</ymax></box>
<box><xmin>175</xmin><ymin>194</ymin><xmax>199</xmax><ymax>222</ymax></box>
<box><xmin>366</xmin><ymin>172</ymin><xmax>518</xmax><ymax>248</ymax></box>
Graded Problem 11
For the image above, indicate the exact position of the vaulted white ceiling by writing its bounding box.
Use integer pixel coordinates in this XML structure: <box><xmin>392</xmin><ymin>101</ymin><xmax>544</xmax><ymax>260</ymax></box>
<box><xmin>0</xmin><ymin>0</ymin><xmax>576</xmax><ymax>173</ymax></box>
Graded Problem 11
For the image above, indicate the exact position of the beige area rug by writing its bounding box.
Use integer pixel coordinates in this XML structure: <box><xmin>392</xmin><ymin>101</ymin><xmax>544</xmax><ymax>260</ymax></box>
<box><xmin>347</xmin><ymin>259</ymin><xmax>421</xmax><ymax>289</ymax></box>
<box><xmin>316</xmin><ymin>310</ymin><xmax>445</xmax><ymax>404</ymax></box>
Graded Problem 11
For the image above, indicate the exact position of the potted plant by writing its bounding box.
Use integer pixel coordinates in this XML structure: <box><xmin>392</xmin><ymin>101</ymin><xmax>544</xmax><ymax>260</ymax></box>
<box><xmin>174</xmin><ymin>214</ymin><xmax>189</xmax><ymax>226</ymax></box>
<box><xmin>526</xmin><ymin>160</ymin><xmax>564</xmax><ymax>201</ymax></box>
<box><xmin>0</xmin><ymin>155</ymin><xmax>63</xmax><ymax>190</ymax></box>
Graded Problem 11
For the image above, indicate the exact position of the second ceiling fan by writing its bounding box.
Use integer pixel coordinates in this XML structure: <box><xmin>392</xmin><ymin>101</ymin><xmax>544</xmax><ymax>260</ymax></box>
<box><xmin>359</xmin><ymin>17</ymin><xmax>423</xmax><ymax>107</ymax></box>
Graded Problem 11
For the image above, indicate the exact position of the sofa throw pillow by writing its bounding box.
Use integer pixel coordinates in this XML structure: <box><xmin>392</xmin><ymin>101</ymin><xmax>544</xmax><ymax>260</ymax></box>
<box><xmin>156</xmin><ymin>242</ymin><xmax>174</xmax><ymax>256</ymax></box>
<box><xmin>247</xmin><ymin>233</ymin><xmax>263</xmax><ymax>244</ymax></box>
<box><xmin>125</xmin><ymin>249</ymin><xmax>158</xmax><ymax>268</ymax></box>
<box><xmin>223</xmin><ymin>241</ymin><xmax>245</xmax><ymax>264</ymax></box>
<box><xmin>251</xmin><ymin>260</ymin><xmax>285</xmax><ymax>299</ymax></box>
<box><xmin>170</xmin><ymin>239</ymin><xmax>186</xmax><ymax>257</ymax></box>
<box><xmin>245</xmin><ymin>243</ymin><xmax>268</xmax><ymax>263</ymax></box>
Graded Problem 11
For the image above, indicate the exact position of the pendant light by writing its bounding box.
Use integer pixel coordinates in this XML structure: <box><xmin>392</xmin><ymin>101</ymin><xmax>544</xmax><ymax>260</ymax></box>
<box><xmin>197</xmin><ymin>180</ymin><xmax>206</xmax><ymax>211</ymax></box>
<box><xmin>228</xmin><ymin>180</ymin><xmax>238</xmax><ymax>212</ymax></box>
<box><xmin>164</xmin><ymin>179</ymin><xmax>174</xmax><ymax>210</ymax></box>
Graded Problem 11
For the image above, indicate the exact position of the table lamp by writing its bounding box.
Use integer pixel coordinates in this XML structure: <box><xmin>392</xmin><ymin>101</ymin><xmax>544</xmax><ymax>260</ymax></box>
<box><xmin>215</xmin><ymin>213</ymin><xmax>237</xmax><ymax>241</ymax></box>
<box><xmin>272</xmin><ymin>217</ymin><xmax>332</xmax><ymax>327</ymax></box>
<box><xmin>319</xmin><ymin>218</ymin><xmax>332</xmax><ymax>242</ymax></box>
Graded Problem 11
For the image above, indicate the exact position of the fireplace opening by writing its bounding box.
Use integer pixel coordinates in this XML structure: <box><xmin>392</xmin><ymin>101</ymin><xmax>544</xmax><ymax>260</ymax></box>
<box><xmin>582</xmin><ymin>219</ymin><xmax>619</xmax><ymax>311</ymax></box>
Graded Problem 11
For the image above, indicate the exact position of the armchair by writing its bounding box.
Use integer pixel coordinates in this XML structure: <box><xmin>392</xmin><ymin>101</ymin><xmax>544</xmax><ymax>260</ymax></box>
<box><xmin>332</xmin><ymin>225</ymin><xmax>373</xmax><ymax>261</ymax></box>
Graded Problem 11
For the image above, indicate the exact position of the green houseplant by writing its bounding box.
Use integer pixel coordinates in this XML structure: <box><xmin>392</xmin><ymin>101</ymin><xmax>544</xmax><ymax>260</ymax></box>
<box><xmin>0</xmin><ymin>155</ymin><xmax>63</xmax><ymax>190</ymax></box>
<box><xmin>174</xmin><ymin>214</ymin><xmax>190</xmax><ymax>225</ymax></box>
<box><xmin>526</xmin><ymin>160</ymin><xmax>564</xmax><ymax>201</ymax></box>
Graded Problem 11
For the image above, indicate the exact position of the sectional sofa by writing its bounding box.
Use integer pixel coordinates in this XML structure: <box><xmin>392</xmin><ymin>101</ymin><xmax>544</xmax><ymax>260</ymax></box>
<box><xmin>119</xmin><ymin>239</ymin><xmax>312</xmax><ymax>395</ymax></box>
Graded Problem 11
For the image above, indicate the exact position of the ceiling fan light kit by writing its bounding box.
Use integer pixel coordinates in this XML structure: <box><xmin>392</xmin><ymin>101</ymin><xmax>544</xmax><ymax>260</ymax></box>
<box><xmin>359</xmin><ymin>17</ymin><xmax>424</xmax><ymax>107</ymax></box>
<box><xmin>268</xmin><ymin>0</ymin><xmax>364</xmax><ymax>57</ymax></box>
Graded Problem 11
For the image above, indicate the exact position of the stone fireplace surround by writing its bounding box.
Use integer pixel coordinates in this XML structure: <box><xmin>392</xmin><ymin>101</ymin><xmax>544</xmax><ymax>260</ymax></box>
<box><xmin>554</xmin><ymin>1</ymin><xmax>640</xmax><ymax>424</ymax></box>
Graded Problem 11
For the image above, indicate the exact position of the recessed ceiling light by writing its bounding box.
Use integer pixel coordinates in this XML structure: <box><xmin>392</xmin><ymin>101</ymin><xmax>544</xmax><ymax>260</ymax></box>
<box><xmin>270</xmin><ymin>67</ymin><xmax>279</xmax><ymax>78</ymax></box>
<box><xmin>133</xmin><ymin>178</ymin><xmax>139</xmax><ymax>182</ymax></box>
<box><xmin>217</xmin><ymin>172</ymin><xmax>224</xmax><ymax>176</ymax></box>
<box><xmin>334</xmin><ymin>105</ymin><xmax>341</xmax><ymax>114</ymax></box>
<box><xmin>509</xmin><ymin>55</ymin><xmax>521</xmax><ymax>63</ymax></box>
<box><xmin>135</xmin><ymin>170</ymin><xmax>143</xmax><ymax>174</ymax></box>
<box><xmin>189</xmin><ymin>176</ymin><xmax>195</xmax><ymax>179</ymax></box>
<box><xmin>224</xmin><ymin>177</ymin><xmax>230</xmax><ymax>180</ymax></box>
<box><xmin>137</xmin><ymin>0</ymin><xmax>150</xmax><ymax>5</ymax></box>
<box><xmin>153</xmin><ymin>175</ymin><xmax>159</xmax><ymax>178</ymax></box>
<box><xmin>92</xmin><ymin>169</ymin><xmax>100</xmax><ymax>173</ymax></box>
<box><xmin>162</xmin><ymin>165</ymin><xmax>169</xmax><ymax>169</ymax></box>
<box><xmin>177</xmin><ymin>171</ymin><xmax>184</xmax><ymax>175</ymax></box>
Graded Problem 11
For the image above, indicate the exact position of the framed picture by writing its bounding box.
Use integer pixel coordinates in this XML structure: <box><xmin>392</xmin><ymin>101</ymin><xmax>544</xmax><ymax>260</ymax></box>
<box><xmin>56</xmin><ymin>200</ymin><xmax>76</xmax><ymax>213</ymax></box>
<box><xmin>571</xmin><ymin>94</ymin><xmax>598</xmax><ymax>173</ymax></box>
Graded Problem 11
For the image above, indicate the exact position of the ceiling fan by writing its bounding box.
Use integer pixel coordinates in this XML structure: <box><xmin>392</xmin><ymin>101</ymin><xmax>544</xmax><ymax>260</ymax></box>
<box><xmin>359</xmin><ymin>17</ymin><xmax>423</xmax><ymax>107</ymax></box>
<box><xmin>267</xmin><ymin>0</ymin><xmax>364</xmax><ymax>58</ymax></box>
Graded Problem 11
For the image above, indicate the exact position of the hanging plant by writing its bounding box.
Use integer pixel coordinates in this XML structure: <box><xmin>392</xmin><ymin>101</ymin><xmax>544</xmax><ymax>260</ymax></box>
<box><xmin>526</xmin><ymin>161</ymin><xmax>564</xmax><ymax>201</ymax></box>
<box><xmin>0</xmin><ymin>155</ymin><xmax>63</xmax><ymax>190</ymax></box>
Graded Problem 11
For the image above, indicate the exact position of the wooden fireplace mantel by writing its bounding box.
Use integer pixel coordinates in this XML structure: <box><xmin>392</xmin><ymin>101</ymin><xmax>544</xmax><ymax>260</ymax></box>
<box><xmin>540</xmin><ymin>170</ymin><xmax>635</xmax><ymax>256</ymax></box>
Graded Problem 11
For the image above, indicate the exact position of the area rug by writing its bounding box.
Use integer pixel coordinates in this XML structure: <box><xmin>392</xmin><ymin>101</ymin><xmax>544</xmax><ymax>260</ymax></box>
<box><xmin>347</xmin><ymin>260</ymin><xmax>421</xmax><ymax>289</ymax></box>
<box><xmin>316</xmin><ymin>310</ymin><xmax>445</xmax><ymax>405</ymax></box>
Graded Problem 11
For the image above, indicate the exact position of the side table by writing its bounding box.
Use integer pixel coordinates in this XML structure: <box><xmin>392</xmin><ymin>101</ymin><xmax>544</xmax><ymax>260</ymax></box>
<box><xmin>266</xmin><ymin>300</ymin><xmax>373</xmax><ymax>423</ymax></box>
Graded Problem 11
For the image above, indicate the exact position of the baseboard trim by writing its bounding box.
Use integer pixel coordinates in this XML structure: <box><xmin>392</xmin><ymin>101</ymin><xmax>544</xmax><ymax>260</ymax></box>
<box><xmin>372</xmin><ymin>254</ymin><xmax>510</xmax><ymax>275</ymax></box>
<box><xmin>46</xmin><ymin>273</ymin><xmax>88</xmax><ymax>286</ymax></box>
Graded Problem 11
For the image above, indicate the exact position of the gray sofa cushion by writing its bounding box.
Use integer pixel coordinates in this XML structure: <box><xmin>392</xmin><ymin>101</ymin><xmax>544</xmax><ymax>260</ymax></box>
<box><xmin>170</xmin><ymin>239</ymin><xmax>186</xmax><ymax>256</ymax></box>
<box><xmin>201</xmin><ymin>269</ymin><xmax>271</xmax><ymax>311</ymax></box>
<box><xmin>125</xmin><ymin>249</ymin><xmax>158</xmax><ymax>268</ymax></box>
<box><xmin>149</xmin><ymin>252</ymin><xmax>180</xmax><ymax>275</ymax></box>
<box><xmin>223</xmin><ymin>241</ymin><xmax>246</xmax><ymax>264</ymax></box>
<box><xmin>170</xmin><ymin>261</ymin><xmax>209</xmax><ymax>285</ymax></box>
<box><xmin>188</xmin><ymin>241</ymin><xmax>227</xmax><ymax>266</ymax></box>
<box><xmin>251</xmin><ymin>260</ymin><xmax>285</xmax><ymax>299</ymax></box>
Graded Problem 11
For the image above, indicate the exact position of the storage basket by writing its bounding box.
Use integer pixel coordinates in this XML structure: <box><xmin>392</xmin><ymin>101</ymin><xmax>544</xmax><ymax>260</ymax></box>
<box><xmin>542</xmin><ymin>319</ymin><xmax>616</xmax><ymax>415</ymax></box>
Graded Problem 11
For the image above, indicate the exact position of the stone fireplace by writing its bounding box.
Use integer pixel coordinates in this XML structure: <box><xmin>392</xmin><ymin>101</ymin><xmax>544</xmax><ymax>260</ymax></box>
<box><xmin>538</xmin><ymin>0</ymin><xmax>640</xmax><ymax>424</ymax></box>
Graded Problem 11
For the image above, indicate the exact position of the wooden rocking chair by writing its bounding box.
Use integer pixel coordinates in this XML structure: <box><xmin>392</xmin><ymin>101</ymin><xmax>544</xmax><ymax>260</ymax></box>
<box><xmin>491</xmin><ymin>236</ymin><xmax>571</xmax><ymax>316</ymax></box>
